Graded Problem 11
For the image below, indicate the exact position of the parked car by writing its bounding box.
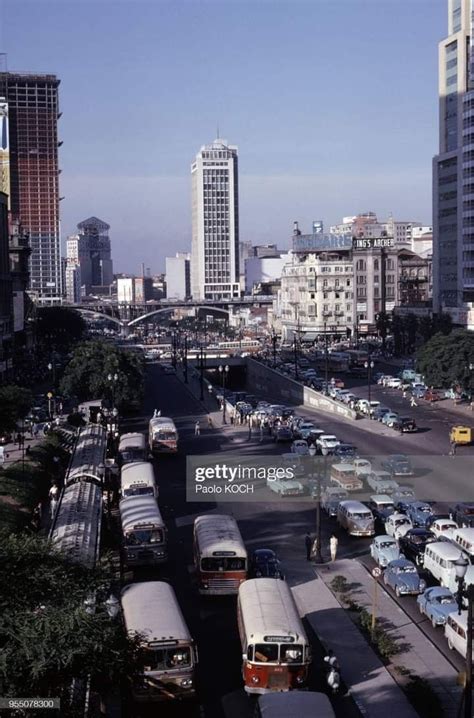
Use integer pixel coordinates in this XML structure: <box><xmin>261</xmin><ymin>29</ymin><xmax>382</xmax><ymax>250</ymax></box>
<box><xmin>291</xmin><ymin>439</ymin><xmax>309</xmax><ymax>456</ymax></box>
<box><xmin>307</xmin><ymin>428</ymin><xmax>325</xmax><ymax>445</ymax></box>
<box><xmin>383</xmin><ymin>558</ymin><xmax>427</xmax><ymax>597</ymax></box>
<box><xmin>398</xmin><ymin>528</ymin><xmax>437</xmax><ymax>566</ymax></box>
<box><xmin>333</xmin><ymin>443</ymin><xmax>357</xmax><ymax>459</ymax></box>
<box><xmin>382</xmin><ymin>412</ymin><xmax>400</xmax><ymax>428</ymax></box>
<box><xmin>366</xmin><ymin>471</ymin><xmax>399</xmax><ymax>495</ymax></box>
<box><xmin>249</xmin><ymin>549</ymin><xmax>285</xmax><ymax>580</ymax></box>
<box><xmin>370</xmin><ymin>535</ymin><xmax>401</xmax><ymax>567</ymax></box>
<box><xmin>294</xmin><ymin>422</ymin><xmax>315</xmax><ymax>440</ymax></box>
<box><xmin>392</xmin><ymin>486</ymin><xmax>416</xmax><ymax>507</ymax></box>
<box><xmin>273</xmin><ymin>426</ymin><xmax>293</xmax><ymax>443</ymax></box>
<box><xmin>381</xmin><ymin>455</ymin><xmax>414</xmax><ymax>477</ymax></box>
<box><xmin>321</xmin><ymin>487</ymin><xmax>349</xmax><ymax>517</ymax></box>
<box><xmin>429</xmin><ymin>519</ymin><xmax>458</xmax><ymax>540</ymax></box>
<box><xmin>353</xmin><ymin>458</ymin><xmax>372</xmax><ymax>478</ymax></box>
<box><xmin>385</xmin><ymin>512</ymin><xmax>414</xmax><ymax>540</ymax></box>
<box><xmin>372</xmin><ymin>406</ymin><xmax>391</xmax><ymax>421</ymax></box>
<box><xmin>367</xmin><ymin>494</ymin><xmax>396</xmax><ymax>523</ymax></box>
<box><xmin>406</xmin><ymin>501</ymin><xmax>434</xmax><ymax>528</ymax></box>
<box><xmin>316</xmin><ymin>434</ymin><xmax>340</xmax><ymax>456</ymax></box>
<box><xmin>450</xmin><ymin>503</ymin><xmax>474</xmax><ymax>528</ymax></box>
<box><xmin>393</xmin><ymin>417</ymin><xmax>417</xmax><ymax>433</ymax></box>
<box><xmin>386</xmin><ymin>378</ymin><xmax>403</xmax><ymax>389</ymax></box>
<box><xmin>417</xmin><ymin>587</ymin><xmax>457</xmax><ymax>627</ymax></box>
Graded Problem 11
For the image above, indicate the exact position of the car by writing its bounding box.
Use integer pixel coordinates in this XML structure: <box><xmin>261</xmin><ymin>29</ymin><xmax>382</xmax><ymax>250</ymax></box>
<box><xmin>372</xmin><ymin>406</ymin><xmax>391</xmax><ymax>421</ymax></box>
<box><xmin>267</xmin><ymin>477</ymin><xmax>306</xmax><ymax>497</ymax></box>
<box><xmin>383</xmin><ymin>558</ymin><xmax>427</xmax><ymax>597</ymax></box>
<box><xmin>385</xmin><ymin>512</ymin><xmax>414</xmax><ymax>540</ymax></box>
<box><xmin>321</xmin><ymin>487</ymin><xmax>349</xmax><ymax>517</ymax></box>
<box><xmin>368</xmin><ymin>494</ymin><xmax>396</xmax><ymax>523</ymax></box>
<box><xmin>293</xmin><ymin>421</ymin><xmax>315</xmax><ymax>440</ymax></box>
<box><xmin>249</xmin><ymin>549</ymin><xmax>285</xmax><ymax>580</ymax></box>
<box><xmin>406</xmin><ymin>501</ymin><xmax>434</xmax><ymax>528</ymax></box>
<box><xmin>424</xmin><ymin>389</ymin><xmax>441</xmax><ymax>402</ymax></box>
<box><xmin>450</xmin><ymin>503</ymin><xmax>474</xmax><ymax>528</ymax></box>
<box><xmin>429</xmin><ymin>518</ymin><xmax>458</xmax><ymax>540</ymax></box>
<box><xmin>382</xmin><ymin>412</ymin><xmax>400</xmax><ymax>428</ymax></box>
<box><xmin>0</xmin><ymin>431</ymin><xmax>13</xmax><ymax>446</ymax></box>
<box><xmin>358</xmin><ymin>400</ymin><xmax>381</xmax><ymax>416</ymax></box>
<box><xmin>353</xmin><ymin>458</ymin><xmax>372</xmax><ymax>478</ymax></box>
<box><xmin>417</xmin><ymin>587</ymin><xmax>457</xmax><ymax>627</ymax></box>
<box><xmin>393</xmin><ymin>417</ymin><xmax>417</xmax><ymax>433</ymax></box>
<box><xmin>307</xmin><ymin>428</ymin><xmax>325</xmax><ymax>445</ymax></box>
<box><xmin>331</xmin><ymin>378</ymin><xmax>345</xmax><ymax>388</ymax></box>
<box><xmin>386</xmin><ymin>377</ymin><xmax>403</xmax><ymax>389</ymax></box>
<box><xmin>291</xmin><ymin>439</ymin><xmax>309</xmax><ymax>456</ymax></box>
<box><xmin>366</xmin><ymin>471</ymin><xmax>399</xmax><ymax>495</ymax></box>
<box><xmin>370</xmin><ymin>535</ymin><xmax>401</xmax><ymax>567</ymax></box>
<box><xmin>380</xmin><ymin>455</ymin><xmax>414</xmax><ymax>477</ymax></box>
<box><xmin>333</xmin><ymin>443</ymin><xmax>357</xmax><ymax>459</ymax></box>
<box><xmin>381</xmin><ymin>375</ymin><xmax>394</xmax><ymax>386</ymax></box>
<box><xmin>411</xmin><ymin>385</ymin><xmax>426</xmax><ymax>399</ymax></box>
<box><xmin>316</xmin><ymin>434</ymin><xmax>340</xmax><ymax>456</ymax></box>
<box><xmin>273</xmin><ymin>426</ymin><xmax>293</xmax><ymax>443</ymax></box>
<box><xmin>399</xmin><ymin>528</ymin><xmax>437</xmax><ymax>566</ymax></box>
<box><xmin>392</xmin><ymin>486</ymin><xmax>416</xmax><ymax>507</ymax></box>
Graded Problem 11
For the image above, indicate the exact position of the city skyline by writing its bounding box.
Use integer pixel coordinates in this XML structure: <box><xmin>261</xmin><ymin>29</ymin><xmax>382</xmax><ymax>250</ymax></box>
<box><xmin>0</xmin><ymin>0</ymin><xmax>445</xmax><ymax>273</ymax></box>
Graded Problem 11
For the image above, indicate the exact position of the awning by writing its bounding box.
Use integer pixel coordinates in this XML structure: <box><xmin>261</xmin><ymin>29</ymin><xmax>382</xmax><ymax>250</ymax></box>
<box><xmin>300</xmin><ymin>332</ymin><xmax>319</xmax><ymax>342</ymax></box>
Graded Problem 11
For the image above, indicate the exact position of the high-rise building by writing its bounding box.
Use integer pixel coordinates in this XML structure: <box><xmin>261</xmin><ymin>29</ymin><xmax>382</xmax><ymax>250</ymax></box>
<box><xmin>433</xmin><ymin>0</ymin><xmax>474</xmax><ymax>322</ymax></box>
<box><xmin>165</xmin><ymin>252</ymin><xmax>191</xmax><ymax>300</ymax></box>
<box><xmin>65</xmin><ymin>217</ymin><xmax>113</xmax><ymax>302</ymax></box>
<box><xmin>0</xmin><ymin>191</ymin><xmax>12</xmax><ymax>381</ymax></box>
<box><xmin>191</xmin><ymin>138</ymin><xmax>240</xmax><ymax>300</ymax></box>
<box><xmin>0</xmin><ymin>73</ymin><xmax>62</xmax><ymax>303</ymax></box>
<box><xmin>0</xmin><ymin>100</ymin><xmax>9</xmax><ymax>203</ymax></box>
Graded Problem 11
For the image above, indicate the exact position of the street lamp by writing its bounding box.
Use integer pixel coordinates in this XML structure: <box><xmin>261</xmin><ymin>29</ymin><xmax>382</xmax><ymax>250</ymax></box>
<box><xmin>218</xmin><ymin>364</ymin><xmax>230</xmax><ymax>424</ymax></box>
<box><xmin>322</xmin><ymin>312</ymin><xmax>331</xmax><ymax>396</ymax></box>
<box><xmin>308</xmin><ymin>444</ymin><xmax>323</xmax><ymax>563</ymax></box>
<box><xmin>183</xmin><ymin>334</ymin><xmax>188</xmax><ymax>384</ymax></box>
<box><xmin>364</xmin><ymin>356</ymin><xmax>375</xmax><ymax>406</ymax></box>
<box><xmin>107</xmin><ymin>372</ymin><xmax>119</xmax><ymax>412</ymax></box>
<box><xmin>293</xmin><ymin>333</ymin><xmax>299</xmax><ymax>380</ymax></box>
<box><xmin>171</xmin><ymin>331</ymin><xmax>177</xmax><ymax>369</ymax></box>
<box><xmin>454</xmin><ymin>555</ymin><xmax>473</xmax><ymax>718</ymax></box>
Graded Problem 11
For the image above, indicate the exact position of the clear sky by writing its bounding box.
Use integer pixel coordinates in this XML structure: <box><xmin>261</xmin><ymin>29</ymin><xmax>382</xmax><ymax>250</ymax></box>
<box><xmin>0</xmin><ymin>0</ymin><xmax>446</xmax><ymax>274</ymax></box>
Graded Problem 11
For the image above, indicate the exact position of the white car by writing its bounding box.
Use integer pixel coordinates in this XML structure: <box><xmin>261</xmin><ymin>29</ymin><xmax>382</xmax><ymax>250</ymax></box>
<box><xmin>353</xmin><ymin>458</ymin><xmax>372</xmax><ymax>478</ymax></box>
<box><xmin>387</xmin><ymin>377</ymin><xmax>403</xmax><ymax>389</ymax></box>
<box><xmin>290</xmin><ymin>439</ymin><xmax>309</xmax><ymax>456</ymax></box>
<box><xmin>430</xmin><ymin>519</ymin><xmax>458</xmax><ymax>540</ymax></box>
<box><xmin>316</xmin><ymin>434</ymin><xmax>340</xmax><ymax>456</ymax></box>
<box><xmin>357</xmin><ymin>400</ymin><xmax>381</xmax><ymax>416</ymax></box>
<box><xmin>385</xmin><ymin>512</ymin><xmax>414</xmax><ymax>540</ymax></box>
<box><xmin>367</xmin><ymin>471</ymin><xmax>399</xmax><ymax>495</ymax></box>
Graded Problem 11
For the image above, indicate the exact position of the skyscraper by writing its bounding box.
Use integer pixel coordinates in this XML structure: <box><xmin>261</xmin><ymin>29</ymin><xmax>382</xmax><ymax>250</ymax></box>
<box><xmin>0</xmin><ymin>100</ymin><xmax>9</xmax><ymax>202</ymax></box>
<box><xmin>191</xmin><ymin>138</ymin><xmax>240</xmax><ymax>300</ymax></box>
<box><xmin>0</xmin><ymin>73</ymin><xmax>62</xmax><ymax>303</ymax></box>
<box><xmin>433</xmin><ymin>0</ymin><xmax>474</xmax><ymax>319</ymax></box>
<box><xmin>65</xmin><ymin>216</ymin><xmax>113</xmax><ymax>302</ymax></box>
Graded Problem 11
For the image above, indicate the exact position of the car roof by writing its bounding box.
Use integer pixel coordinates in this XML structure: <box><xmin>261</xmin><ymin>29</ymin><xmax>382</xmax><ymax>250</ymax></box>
<box><xmin>370</xmin><ymin>494</ymin><xmax>394</xmax><ymax>502</ymax></box>
<box><xmin>389</xmin><ymin>558</ymin><xmax>414</xmax><ymax>567</ymax></box>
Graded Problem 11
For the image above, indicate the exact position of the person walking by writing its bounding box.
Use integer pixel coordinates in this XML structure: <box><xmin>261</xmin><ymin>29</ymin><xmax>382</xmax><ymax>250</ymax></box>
<box><xmin>329</xmin><ymin>534</ymin><xmax>339</xmax><ymax>562</ymax></box>
<box><xmin>16</xmin><ymin>433</ymin><xmax>22</xmax><ymax>450</ymax></box>
<box><xmin>305</xmin><ymin>532</ymin><xmax>312</xmax><ymax>561</ymax></box>
<box><xmin>410</xmin><ymin>396</ymin><xmax>417</xmax><ymax>408</ymax></box>
<box><xmin>449</xmin><ymin>440</ymin><xmax>457</xmax><ymax>456</ymax></box>
<box><xmin>207</xmin><ymin>415</ymin><xmax>213</xmax><ymax>429</ymax></box>
<box><xmin>195</xmin><ymin>420</ymin><xmax>200</xmax><ymax>436</ymax></box>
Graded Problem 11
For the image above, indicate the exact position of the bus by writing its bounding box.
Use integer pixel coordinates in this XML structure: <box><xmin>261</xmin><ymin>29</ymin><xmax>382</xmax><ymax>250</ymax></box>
<box><xmin>193</xmin><ymin>514</ymin><xmax>247</xmax><ymax>595</ymax></box>
<box><xmin>346</xmin><ymin>349</ymin><xmax>369</xmax><ymax>368</ymax></box>
<box><xmin>118</xmin><ymin>432</ymin><xmax>147</xmax><ymax>466</ymax></box>
<box><xmin>237</xmin><ymin>578</ymin><xmax>311</xmax><ymax>694</ymax></box>
<box><xmin>120</xmin><ymin>495</ymin><xmax>167</xmax><ymax>566</ymax></box>
<box><xmin>149</xmin><ymin>417</ymin><xmax>178</xmax><ymax>454</ymax></box>
<box><xmin>337</xmin><ymin>501</ymin><xmax>375</xmax><ymax>537</ymax></box>
<box><xmin>121</xmin><ymin>581</ymin><xmax>197</xmax><ymax>700</ymax></box>
<box><xmin>120</xmin><ymin>461</ymin><xmax>157</xmax><ymax>498</ymax></box>
<box><xmin>217</xmin><ymin>340</ymin><xmax>261</xmax><ymax>352</ymax></box>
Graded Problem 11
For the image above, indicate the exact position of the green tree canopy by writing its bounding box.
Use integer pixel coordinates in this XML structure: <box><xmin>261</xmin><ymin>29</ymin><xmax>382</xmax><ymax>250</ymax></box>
<box><xmin>60</xmin><ymin>341</ymin><xmax>144</xmax><ymax>411</ymax></box>
<box><xmin>36</xmin><ymin>307</ymin><xmax>86</xmax><ymax>351</ymax></box>
<box><xmin>0</xmin><ymin>385</ymin><xmax>33</xmax><ymax>432</ymax></box>
<box><xmin>416</xmin><ymin>329</ymin><xmax>474</xmax><ymax>391</ymax></box>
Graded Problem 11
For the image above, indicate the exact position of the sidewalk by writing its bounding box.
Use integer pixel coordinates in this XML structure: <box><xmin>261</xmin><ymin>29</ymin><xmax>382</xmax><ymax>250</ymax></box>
<box><xmin>310</xmin><ymin>560</ymin><xmax>462</xmax><ymax>718</ymax></box>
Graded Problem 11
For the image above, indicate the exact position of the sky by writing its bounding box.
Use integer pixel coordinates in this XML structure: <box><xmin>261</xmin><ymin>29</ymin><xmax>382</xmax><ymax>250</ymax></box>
<box><xmin>0</xmin><ymin>0</ymin><xmax>446</xmax><ymax>274</ymax></box>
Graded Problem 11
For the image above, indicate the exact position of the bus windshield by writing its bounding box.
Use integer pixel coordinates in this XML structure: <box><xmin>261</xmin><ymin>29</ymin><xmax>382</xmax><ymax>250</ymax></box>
<box><xmin>253</xmin><ymin>644</ymin><xmax>303</xmax><ymax>663</ymax></box>
<box><xmin>126</xmin><ymin>529</ymin><xmax>164</xmax><ymax>545</ymax></box>
<box><xmin>141</xmin><ymin>646</ymin><xmax>191</xmax><ymax>671</ymax></box>
<box><xmin>201</xmin><ymin>557</ymin><xmax>246</xmax><ymax>571</ymax></box>
<box><xmin>155</xmin><ymin>430</ymin><xmax>176</xmax><ymax>441</ymax></box>
<box><xmin>120</xmin><ymin>449</ymin><xmax>145</xmax><ymax>463</ymax></box>
<box><xmin>123</xmin><ymin>485</ymin><xmax>154</xmax><ymax>497</ymax></box>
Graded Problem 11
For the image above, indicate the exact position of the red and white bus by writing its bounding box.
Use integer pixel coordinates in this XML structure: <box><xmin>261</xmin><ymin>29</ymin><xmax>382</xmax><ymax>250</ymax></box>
<box><xmin>237</xmin><ymin>578</ymin><xmax>311</xmax><ymax>694</ymax></box>
<box><xmin>148</xmin><ymin>417</ymin><xmax>178</xmax><ymax>454</ymax></box>
<box><xmin>193</xmin><ymin>514</ymin><xmax>247</xmax><ymax>595</ymax></box>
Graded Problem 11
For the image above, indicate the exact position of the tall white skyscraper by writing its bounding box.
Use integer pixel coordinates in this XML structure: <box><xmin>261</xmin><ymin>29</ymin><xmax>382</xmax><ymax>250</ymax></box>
<box><xmin>191</xmin><ymin>138</ymin><xmax>240</xmax><ymax>300</ymax></box>
<box><xmin>433</xmin><ymin>0</ymin><xmax>474</xmax><ymax>318</ymax></box>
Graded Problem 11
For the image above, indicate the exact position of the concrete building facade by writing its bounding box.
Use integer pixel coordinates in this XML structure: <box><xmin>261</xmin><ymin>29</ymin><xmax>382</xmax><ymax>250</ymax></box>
<box><xmin>165</xmin><ymin>252</ymin><xmax>191</xmax><ymax>300</ymax></box>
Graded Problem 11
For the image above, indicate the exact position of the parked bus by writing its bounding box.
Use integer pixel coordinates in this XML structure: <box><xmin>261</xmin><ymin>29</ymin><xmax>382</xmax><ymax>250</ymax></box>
<box><xmin>120</xmin><ymin>495</ymin><xmax>167</xmax><ymax>566</ymax></box>
<box><xmin>337</xmin><ymin>500</ymin><xmax>375</xmax><ymax>537</ymax></box>
<box><xmin>120</xmin><ymin>462</ymin><xmax>157</xmax><ymax>498</ymax></box>
<box><xmin>121</xmin><ymin>581</ymin><xmax>197</xmax><ymax>700</ymax></box>
<box><xmin>193</xmin><ymin>514</ymin><xmax>247</xmax><ymax>595</ymax></box>
<box><xmin>423</xmin><ymin>542</ymin><xmax>474</xmax><ymax>593</ymax></box>
<box><xmin>330</xmin><ymin>463</ymin><xmax>363</xmax><ymax>491</ymax></box>
<box><xmin>118</xmin><ymin>432</ymin><xmax>147</xmax><ymax>465</ymax></box>
<box><xmin>149</xmin><ymin>416</ymin><xmax>178</xmax><ymax>454</ymax></box>
<box><xmin>237</xmin><ymin>578</ymin><xmax>311</xmax><ymax>694</ymax></box>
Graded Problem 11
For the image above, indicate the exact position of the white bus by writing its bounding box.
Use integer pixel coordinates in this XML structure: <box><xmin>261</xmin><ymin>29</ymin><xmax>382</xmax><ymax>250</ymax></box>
<box><xmin>120</xmin><ymin>495</ymin><xmax>167</xmax><ymax>566</ymax></box>
<box><xmin>337</xmin><ymin>500</ymin><xmax>375</xmax><ymax>537</ymax></box>
<box><xmin>193</xmin><ymin>514</ymin><xmax>247</xmax><ymax>595</ymax></box>
<box><xmin>118</xmin><ymin>432</ymin><xmax>147</xmax><ymax>465</ymax></box>
<box><xmin>445</xmin><ymin>612</ymin><xmax>474</xmax><ymax>659</ymax></box>
<box><xmin>423</xmin><ymin>542</ymin><xmax>474</xmax><ymax>594</ymax></box>
<box><xmin>237</xmin><ymin>578</ymin><xmax>311</xmax><ymax>694</ymax></box>
<box><xmin>120</xmin><ymin>461</ymin><xmax>157</xmax><ymax>498</ymax></box>
<box><xmin>121</xmin><ymin>581</ymin><xmax>197</xmax><ymax>700</ymax></box>
<box><xmin>149</xmin><ymin>417</ymin><xmax>178</xmax><ymax>454</ymax></box>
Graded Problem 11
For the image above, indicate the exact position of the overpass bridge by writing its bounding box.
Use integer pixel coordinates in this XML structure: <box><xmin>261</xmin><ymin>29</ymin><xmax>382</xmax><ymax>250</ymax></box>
<box><xmin>68</xmin><ymin>296</ymin><xmax>274</xmax><ymax>334</ymax></box>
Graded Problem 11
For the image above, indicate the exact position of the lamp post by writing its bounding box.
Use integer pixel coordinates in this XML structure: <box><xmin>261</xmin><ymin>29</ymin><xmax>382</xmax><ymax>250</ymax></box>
<box><xmin>171</xmin><ymin>331</ymin><xmax>177</xmax><ymax>369</ymax></box>
<box><xmin>323</xmin><ymin>312</ymin><xmax>331</xmax><ymax>396</ymax></box>
<box><xmin>455</xmin><ymin>555</ymin><xmax>473</xmax><ymax>718</ymax></box>
<box><xmin>47</xmin><ymin>356</ymin><xmax>57</xmax><ymax>416</ymax></box>
<box><xmin>364</xmin><ymin>356</ymin><xmax>375</xmax><ymax>406</ymax></box>
<box><xmin>309</xmin><ymin>444</ymin><xmax>323</xmax><ymax>563</ymax></box>
<box><xmin>183</xmin><ymin>334</ymin><xmax>188</xmax><ymax>384</ymax></box>
<box><xmin>293</xmin><ymin>334</ymin><xmax>299</xmax><ymax>380</ymax></box>
<box><xmin>107</xmin><ymin>372</ymin><xmax>119</xmax><ymax>412</ymax></box>
<box><xmin>218</xmin><ymin>364</ymin><xmax>230</xmax><ymax>424</ymax></box>
<box><xmin>271</xmin><ymin>328</ymin><xmax>278</xmax><ymax>368</ymax></box>
<box><xmin>199</xmin><ymin>346</ymin><xmax>204</xmax><ymax>401</ymax></box>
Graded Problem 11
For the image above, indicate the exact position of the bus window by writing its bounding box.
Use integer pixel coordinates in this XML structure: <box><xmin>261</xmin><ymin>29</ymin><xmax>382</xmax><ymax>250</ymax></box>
<box><xmin>141</xmin><ymin>647</ymin><xmax>191</xmax><ymax>671</ymax></box>
<box><xmin>254</xmin><ymin>644</ymin><xmax>279</xmax><ymax>663</ymax></box>
<box><xmin>201</xmin><ymin>557</ymin><xmax>245</xmax><ymax>571</ymax></box>
<box><xmin>126</xmin><ymin>529</ymin><xmax>164</xmax><ymax>545</ymax></box>
<box><xmin>281</xmin><ymin>645</ymin><xmax>303</xmax><ymax>662</ymax></box>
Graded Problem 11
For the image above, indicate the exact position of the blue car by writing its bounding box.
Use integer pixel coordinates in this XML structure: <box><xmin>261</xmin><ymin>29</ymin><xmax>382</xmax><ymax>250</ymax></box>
<box><xmin>406</xmin><ymin>501</ymin><xmax>434</xmax><ymax>528</ymax></box>
<box><xmin>417</xmin><ymin>587</ymin><xmax>457</xmax><ymax>627</ymax></box>
<box><xmin>370</xmin><ymin>535</ymin><xmax>401</xmax><ymax>567</ymax></box>
<box><xmin>382</xmin><ymin>412</ymin><xmax>400</xmax><ymax>428</ymax></box>
<box><xmin>383</xmin><ymin>558</ymin><xmax>427</xmax><ymax>597</ymax></box>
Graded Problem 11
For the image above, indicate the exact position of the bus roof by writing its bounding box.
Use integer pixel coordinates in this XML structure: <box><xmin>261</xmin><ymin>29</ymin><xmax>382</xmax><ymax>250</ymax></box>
<box><xmin>118</xmin><ymin>433</ymin><xmax>146</xmax><ymax>451</ymax></box>
<box><xmin>238</xmin><ymin>578</ymin><xmax>307</xmax><ymax>644</ymax></box>
<box><xmin>194</xmin><ymin>514</ymin><xmax>247</xmax><ymax>558</ymax></box>
<box><xmin>338</xmin><ymin>500</ymin><xmax>371</xmax><ymax>512</ymax></box>
<box><xmin>257</xmin><ymin>691</ymin><xmax>335</xmax><ymax>718</ymax></box>
<box><xmin>121</xmin><ymin>462</ymin><xmax>155</xmax><ymax>488</ymax></box>
<box><xmin>149</xmin><ymin>417</ymin><xmax>176</xmax><ymax>430</ymax></box>
<box><xmin>121</xmin><ymin>581</ymin><xmax>192</xmax><ymax>643</ymax></box>
<box><xmin>65</xmin><ymin>424</ymin><xmax>107</xmax><ymax>486</ymax></box>
<box><xmin>50</xmin><ymin>481</ymin><xmax>102</xmax><ymax>569</ymax></box>
<box><xmin>119</xmin><ymin>495</ymin><xmax>165</xmax><ymax>532</ymax></box>
<box><xmin>426</xmin><ymin>541</ymin><xmax>464</xmax><ymax>559</ymax></box>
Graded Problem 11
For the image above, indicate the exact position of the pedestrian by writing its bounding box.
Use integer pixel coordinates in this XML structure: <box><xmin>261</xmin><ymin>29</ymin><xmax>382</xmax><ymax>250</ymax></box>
<box><xmin>410</xmin><ymin>396</ymin><xmax>417</xmax><ymax>408</ymax></box>
<box><xmin>329</xmin><ymin>534</ymin><xmax>339</xmax><ymax>562</ymax></box>
<box><xmin>305</xmin><ymin>532</ymin><xmax>312</xmax><ymax>561</ymax></box>
<box><xmin>311</xmin><ymin>537</ymin><xmax>320</xmax><ymax>561</ymax></box>
<box><xmin>50</xmin><ymin>497</ymin><xmax>58</xmax><ymax>520</ymax></box>
<box><xmin>470</xmin><ymin>400</ymin><xmax>474</xmax><ymax>412</ymax></box>
<box><xmin>32</xmin><ymin>422</ymin><xmax>39</xmax><ymax>439</ymax></box>
<box><xmin>195</xmin><ymin>420</ymin><xmax>200</xmax><ymax>436</ymax></box>
<box><xmin>16</xmin><ymin>433</ymin><xmax>22</xmax><ymax>449</ymax></box>
<box><xmin>48</xmin><ymin>482</ymin><xmax>59</xmax><ymax>502</ymax></box>
<box><xmin>450</xmin><ymin>440</ymin><xmax>457</xmax><ymax>456</ymax></box>
<box><xmin>230</xmin><ymin>412</ymin><xmax>234</xmax><ymax>425</ymax></box>
<box><xmin>259</xmin><ymin>424</ymin><xmax>263</xmax><ymax>443</ymax></box>
<box><xmin>402</xmin><ymin>389</ymin><xmax>407</xmax><ymax>399</ymax></box>
<box><xmin>207</xmin><ymin>415</ymin><xmax>213</xmax><ymax>429</ymax></box>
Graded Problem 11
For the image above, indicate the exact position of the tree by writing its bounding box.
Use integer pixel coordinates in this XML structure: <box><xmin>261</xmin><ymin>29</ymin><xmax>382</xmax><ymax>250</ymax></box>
<box><xmin>416</xmin><ymin>329</ymin><xmax>474</xmax><ymax>391</ymax></box>
<box><xmin>36</xmin><ymin>307</ymin><xmax>86</xmax><ymax>352</ymax></box>
<box><xmin>0</xmin><ymin>385</ymin><xmax>33</xmax><ymax>433</ymax></box>
<box><xmin>375</xmin><ymin>312</ymin><xmax>390</xmax><ymax>350</ymax></box>
<box><xmin>0</xmin><ymin>533</ymin><xmax>142</xmax><ymax>716</ymax></box>
<box><xmin>391</xmin><ymin>315</ymin><xmax>405</xmax><ymax>356</ymax></box>
<box><xmin>404</xmin><ymin>314</ymin><xmax>419</xmax><ymax>354</ymax></box>
<box><xmin>60</xmin><ymin>341</ymin><xmax>144</xmax><ymax>411</ymax></box>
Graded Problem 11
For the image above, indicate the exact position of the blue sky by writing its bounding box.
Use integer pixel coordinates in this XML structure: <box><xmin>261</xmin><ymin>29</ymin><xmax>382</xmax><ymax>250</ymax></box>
<box><xmin>0</xmin><ymin>0</ymin><xmax>445</xmax><ymax>273</ymax></box>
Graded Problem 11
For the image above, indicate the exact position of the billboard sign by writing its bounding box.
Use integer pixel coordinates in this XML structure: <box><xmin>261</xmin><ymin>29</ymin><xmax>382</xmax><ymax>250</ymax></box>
<box><xmin>293</xmin><ymin>233</ymin><xmax>352</xmax><ymax>252</ymax></box>
<box><xmin>352</xmin><ymin>236</ymin><xmax>394</xmax><ymax>250</ymax></box>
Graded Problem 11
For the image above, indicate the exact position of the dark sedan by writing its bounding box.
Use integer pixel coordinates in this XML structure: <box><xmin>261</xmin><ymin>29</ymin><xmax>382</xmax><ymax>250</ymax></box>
<box><xmin>381</xmin><ymin>454</ymin><xmax>413</xmax><ymax>477</ymax></box>
<box><xmin>249</xmin><ymin>549</ymin><xmax>284</xmax><ymax>580</ymax></box>
<box><xmin>273</xmin><ymin>426</ymin><xmax>293</xmax><ymax>443</ymax></box>
<box><xmin>333</xmin><ymin>443</ymin><xmax>358</xmax><ymax>459</ymax></box>
<box><xmin>450</xmin><ymin>503</ymin><xmax>474</xmax><ymax>528</ymax></box>
<box><xmin>393</xmin><ymin>417</ymin><xmax>417</xmax><ymax>433</ymax></box>
<box><xmin>398</xmin><ymin>528</ymin><xmax>437</xmax><ymax>566</ymax></box>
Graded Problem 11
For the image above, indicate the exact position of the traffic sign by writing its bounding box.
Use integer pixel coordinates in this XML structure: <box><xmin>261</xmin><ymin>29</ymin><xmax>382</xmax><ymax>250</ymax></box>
<box><xmin>372</xmin><ymin>567</ymin><xmax>382</xmax><ymax>578</ymax></box>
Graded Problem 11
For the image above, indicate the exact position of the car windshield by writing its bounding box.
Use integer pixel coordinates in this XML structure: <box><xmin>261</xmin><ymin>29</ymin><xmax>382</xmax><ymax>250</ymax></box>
<box><xmin>417</xmin><ymin>506</ymin><xmax>431</xmax><ymax>513</ymax></box>
<box><xmin>438</xmin><ymin>596</ymin><xmax>455</xmax><ymax>605</ymax></box>
<box><xmin>353</xmin><ymin>512</ymin><xmax>371</xmax><ymax>519</ymax></box>
<box><xmin>380</xmin><ymin>541</ymin><xmax>396</xmax><ymax>548</ymax></box>
<box><xmin>397</xmin><ymin>565</ymin><xmax>416</xmax><ymax>573</ymax></box>
<box><xmin>378</xmin><ymin>503</ymin><xmax>394</xmax><ymax>510</ymax></box>
<box><xmin>395</xmin><ymin>518</ymin><xmax>410</xmax><ymax>526</ymax></box>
